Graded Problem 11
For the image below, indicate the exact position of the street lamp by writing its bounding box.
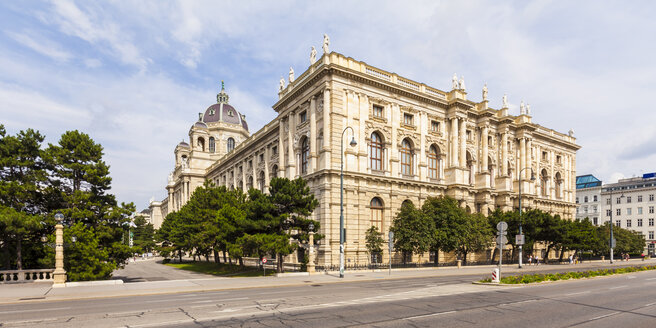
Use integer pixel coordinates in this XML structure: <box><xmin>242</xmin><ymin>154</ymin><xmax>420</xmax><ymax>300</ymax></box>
<box><xmin>518</xmin><ymin>167</ymin><xmax>535</xmax><ymax>268</ymax></box>
<box><xmin>340</xmin><ymin>126</ymin><xmax>357</xmax><ymax>278</ymax></box>
<box><xmin>308</xmin><ymin>222</ymin><xmax>315</xmax><ymax>274</ymax></box>
<box><xmin>608</xmin><ymin>189</ymin><xmax>623</xmax><ymax>264</ymax></box>
<box><xmin>53</xmin><ymin>212</ymin><xmax>67</xmax><ymax>286</ymax></box>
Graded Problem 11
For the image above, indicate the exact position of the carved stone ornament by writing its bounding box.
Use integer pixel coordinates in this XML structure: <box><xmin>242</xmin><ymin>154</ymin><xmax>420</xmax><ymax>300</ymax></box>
<box><xmin>317</xmin><ymin>97</ymin><xmax>324</xmax><ymax>112</ymax></box>
<box><xmin>365</xmin><ymin>122</ymin><xmax>392</xmax><ymax>143</ymax></box>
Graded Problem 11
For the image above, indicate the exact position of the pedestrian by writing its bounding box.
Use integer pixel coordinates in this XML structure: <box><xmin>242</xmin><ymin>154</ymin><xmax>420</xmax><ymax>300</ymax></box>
<box><xmin>528</xmin><ymin>255</ymin><xmax>533</xmax><ymax>265</ymax></box>
<box><xmin>569</xmin><ymin>254</ymin><xmax>573</xmax><ymax>265</ymax></box>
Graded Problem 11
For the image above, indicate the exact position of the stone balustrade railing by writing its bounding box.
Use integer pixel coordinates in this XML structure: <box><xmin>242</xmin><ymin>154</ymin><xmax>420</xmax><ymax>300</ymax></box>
<box><xmin>0</xmin><ymin>269</ymin><xmax>55</xmax><ymax>283</ymax></box>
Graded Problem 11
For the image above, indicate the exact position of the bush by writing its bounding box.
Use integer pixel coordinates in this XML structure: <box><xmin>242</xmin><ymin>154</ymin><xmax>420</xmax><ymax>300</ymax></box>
<box><xmin>489</xmin><ymin>265</ymin><xmax>656</xmax><ymax>284</ymax></box>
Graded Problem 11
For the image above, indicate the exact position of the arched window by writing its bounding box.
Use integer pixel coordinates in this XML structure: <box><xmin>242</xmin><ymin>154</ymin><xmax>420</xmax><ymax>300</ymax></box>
<box><xmin>400</xmin><ymin>138</ymin><xmax>413</xmax><ymax>175</ymax></box>
<box><xmin>541</xmin><ymin>169</ymin><xmax>549</xmax><ymax>197</ymax></box>
<box><xmin>209</xmin><ymin>137</ymin><xmax>215</xmax><ymax>153</ymax></box>
<box><xmin>227</xmin><ymin>137</ymin><xmax>235</xmax><ymax>152</ymax></box>
<box><xmin>301</xmin><ymin>137</ymin><xmax>309</xmax><ymax>174</ymax></box>
<box><xmin>271</xmin><ymin>165</ymin><xmax>278</xmax><ymax>178</ymax></box>
<box><xmin>555</xmin><ymin>172</ymin><xmax>562</xmax><ymax>199</ymax></box>
<box><xmin>402</xmin><ymin>199</ymin><xmax>414</xmax><ymax>208</ymax></box>
<box><xmin>258</xmin><ymin>171</ymin><xmax>265</xmax><ymax>191</ymax></box>
<box><xmin>370</xmin><ymin>197</ymin><xmax>384</xmax><ymax>231</ymax></box>
<box><xmin>247</xmin><ymin>176</ymin><xmax>253</xmax><ymax>190</ymax></box>
<box><xmin>466</xmin><ymin>151</ymin><xmax>474</xmax><ymax>185</ymax></box>
<box><xmin>197</xmin><ymin>137</ymin><xmax>205</xmax><ymax>151</ymax></box>
<box><xmin>428</xmin><ymin>145</ymin><xmax>439</xmax><ymax>179</ymax></box>
<box><xmin>370</xmin><ymin>132</ymin><xmax>384</xmax><ymax>170</ymax></box>
<box><xmin>238</xmin><ymin>180</ymin><xmax>243</xmax><ymax>190</ymax></box>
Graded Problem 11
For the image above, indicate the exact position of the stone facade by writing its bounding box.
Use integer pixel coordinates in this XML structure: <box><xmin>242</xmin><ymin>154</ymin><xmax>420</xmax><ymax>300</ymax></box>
<box><xmin>150</xmin><ymin>51</ymin><xmax>580</xmax><ymax>265</ymax></box>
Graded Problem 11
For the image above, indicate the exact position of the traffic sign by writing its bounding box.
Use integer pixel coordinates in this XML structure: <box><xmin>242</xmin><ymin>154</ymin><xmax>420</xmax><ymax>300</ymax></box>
<box><xmin>496</xmin><ymin>221</ymin><xmax>508</xmax><ymax>232</ymax></box>
<box><xmin>610</xmin><ymin>238</ymin><xmax>616</xmax><ymax>248</ymax></box>
<box><xmin>262</xmin><ymin>258</ymin><xmax>267</xmax><ymax>263</ymax></box>
<box><xmin>496</xmin><ymin>235</ymin><xmax>508</xmax><ymax>245</ymax></box>
<box><xmin>516</xmin><ymin>234</ymin><xmax>525</xmax><ymax>245</ymax></box>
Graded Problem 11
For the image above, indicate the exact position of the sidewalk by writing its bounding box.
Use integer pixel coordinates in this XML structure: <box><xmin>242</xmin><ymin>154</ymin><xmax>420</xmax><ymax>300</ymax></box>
<box><xmin>1</xmin><ymin>258</ymin><xmax>653</xmax><ymax>304</ymax></box>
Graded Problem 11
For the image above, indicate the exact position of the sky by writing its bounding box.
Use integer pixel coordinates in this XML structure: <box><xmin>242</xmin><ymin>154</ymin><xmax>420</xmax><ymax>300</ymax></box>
<box><xmin>2</xmin><ymin>0</ymin><xmax>656</xmax><ymax>210</ymax></box>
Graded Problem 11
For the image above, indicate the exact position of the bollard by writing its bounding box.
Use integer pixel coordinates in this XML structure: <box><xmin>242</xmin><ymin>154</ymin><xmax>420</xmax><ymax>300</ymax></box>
<box><xmin>492</xmin><ymin>268</ymin><xmax>500</xmax><ymax>283</ymax></box>
<box><xmin>457</xmin><ymin>260</ymin><xmax>461</xmax><ymax>268</ymax></box>
<box><xmin>601</xmin><ymin>256</ymin><xmax>605</xmax><ymax>262</ymax></box>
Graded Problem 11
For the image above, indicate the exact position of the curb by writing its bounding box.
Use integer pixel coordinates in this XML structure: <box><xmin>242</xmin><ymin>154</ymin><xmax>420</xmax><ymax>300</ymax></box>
<box><xmin>64</xmin><ymin>280</ymin><xmax>124</xmax><ymax>287</ymax></box>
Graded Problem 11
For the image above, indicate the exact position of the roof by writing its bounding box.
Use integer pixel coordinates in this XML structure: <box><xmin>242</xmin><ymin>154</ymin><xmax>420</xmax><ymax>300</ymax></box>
<box><xmin>200</xmin><ymin>83</ymin><xmax>249</xmax><ymax>131</ymax></box>
<box><xmin>576</xmin><ymin>174</ymin><xmax>602</xmax><ymax>189</ymax></box>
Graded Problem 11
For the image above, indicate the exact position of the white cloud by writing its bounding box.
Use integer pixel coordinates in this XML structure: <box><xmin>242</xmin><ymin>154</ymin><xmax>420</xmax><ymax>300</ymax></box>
<box><xmin>5</xmin><ymin>31</ymin><xmax>72</xmax><ymax>62</ymax></box>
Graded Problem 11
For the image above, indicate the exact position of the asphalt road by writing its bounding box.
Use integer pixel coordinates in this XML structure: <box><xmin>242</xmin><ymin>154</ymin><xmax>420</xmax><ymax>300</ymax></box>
<box><xmin>1</xmin><ymin>267</ymin><xmax>655</xmax><ymax>327</ymax></box>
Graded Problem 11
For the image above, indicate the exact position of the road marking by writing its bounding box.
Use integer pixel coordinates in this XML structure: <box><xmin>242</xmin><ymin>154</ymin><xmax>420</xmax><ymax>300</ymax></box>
<box><xmin>0</xmin><ymin>307</ymin><xmax>71</xmax><ymax>314</ymax></box>
<box><xmin>192</xmin><ymin>300</ymin><xmax>215</xmax><ymax>304</ymax></box>
<box><xmin>609</xmin><ymin>285</ymin><xmax>627</xmax><ymax>289</ymax></box>
<box><xmin>564</xmin><ymin>291</ymin><xmax>590</xmax><ymax>296</ymax></box>
<box><xmin>645</xmin><ymin>302</ymin><xmax>656</xmax><ymax>307</ymax></box>
<box><xmin>590</xmin><ymin>312</ymin><xmax>619</xmax><ymax>320</ymax></box>
<box><xmin>404</xmin><ymin>311</ymin><xmax>456</xmax><ymax>320</ymax></box>
<box><xmin>645</xmin><ymin>277</ymin><xmax>656</xmax><ymax>281</ymax></box>
<box><xmin>190</xmin><ymin>304</ymin><xmax>218</xmax><ymax>308</ymax></box>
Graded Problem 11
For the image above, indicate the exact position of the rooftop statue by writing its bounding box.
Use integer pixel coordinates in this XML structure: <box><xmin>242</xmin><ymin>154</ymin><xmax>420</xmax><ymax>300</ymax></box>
<box><xmin>482</xmin><ymin>83</ymin><xmax>488</xmax><ymax>101</ymax></box>
<box><xmin>526</xmin><ymin>103</ymin><xmax>531</xmax><ymax>115</ymax></box>
<box><xmin>289</xmin><ymin>67</ymin><xmax>295</xmax><ymax>83</ymax></box>
<box><xmin>310</xmin><ymin>46</ymin><xmax>317</xmax><ymax>64</ymax></box>
<box><xmin>502</xmin><ymin>94</ymin><xmax>508</xmax><ymax>108</ymax></box>
<box><xmin>323</xmin><ymin>34</ymin><xmax>330</xmax><ymax>54</ymax></box>
<box><xmin>520</xmin><ymin>100</ymin><xmax>526</xmax><ymax>115</ymax></box>
<box><xmin>452</xmin><ymin>73</ymin><xmax>459</xmax><ymax>90</ymax></box>
<box><xmin>459</xmin><ymin>76</ymin><xmax>466</xmax><ymax>91</ymax></box>
<box><xmin>279</xmin><ymin>76</ymin><xmax>285</xmax><ymax>92</ymax></box>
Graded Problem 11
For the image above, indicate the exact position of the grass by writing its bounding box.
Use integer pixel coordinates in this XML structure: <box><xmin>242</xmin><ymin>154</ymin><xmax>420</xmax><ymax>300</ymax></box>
<box><xmin>479</xmin><ymin>265</ymin><xmax>656</xmax><ymax>284</ymax></box>
<box><xmin>165</xmin><ymin>261</ymin><xmax>277</xmax><ymax>277</ymax></box>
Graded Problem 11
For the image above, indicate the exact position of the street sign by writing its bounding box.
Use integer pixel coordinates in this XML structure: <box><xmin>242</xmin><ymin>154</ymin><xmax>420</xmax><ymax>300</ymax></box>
<box><xmin>496</xmin><ymin>235</ymin><xmax>508</xmax><ymax>245</ymax></box>
<box><xmin>497</xmin><ymin>221</ymin><xmax>508</xmax><ymax>232</ymax></box>
<box><xmin>262</xmin><ymin>258</ymin><xmax>267</xmax><ymax>263</ymax></box>
<box><xmin>388</xmin><ymin>231</ymin><xmax>394</xmax><ymax>249</ymax></box>
<box><xmin>516</xmin><ymin>234</ymin><xmax>525</xmax><ymax>245</ymax></box>
<box><xmin>610</xmin><ymin>238</ymin><xmax>616</xmax><ymax>248</ymax></box>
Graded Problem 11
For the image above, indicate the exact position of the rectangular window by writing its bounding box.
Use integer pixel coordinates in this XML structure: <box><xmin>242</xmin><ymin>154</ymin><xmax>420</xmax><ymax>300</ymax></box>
<box><xmin>627</xmin><ymin>208</ymin><xmax>632</xmax><ymax>215</ymax></box>
<box><xmin>272</xmin><ymin>146</ymin><xmax>278</xmax><ymax>155</ymax></box>
<box><xmin>431</xmin><ymin>120</ymin><xmax>440</xmax><ymax>132</ymax></box>
<box><xmin>606</xmin><ymin>198</ymin><xmax>611</xmax><ymax>205</ymax></box>
<box><xmin>592</xmin><ymin>205</ymin><xmax>597</xmax><ymax>212</ymax></box>
<box><xmin>651</xmin><ymin>218</ymin><xmax>655</xmax><ymax>226</ymax></box>
<box><xmin>259</xmin><ymin>153</ymin><xmax>264</xmax><ymax>162</ymax></box>
<box><xmin>299</xmin><ymin>111</ymin><xmax>307</xmax><ymax>123</ymax></box>
<box><xmin>650</xmin><ymin>231</ymin><xmax>655</xmax><ymax>239</ymax></box>
<box><xmin>593</xmin><ymin>195</ymin><xmax>598</xmax><ymax>202</ymax></box>
<box><xmin>639</xmin><ymin>207</ymin><xmax>643</xmax><ymax>215</ymax></box>
<box><xmin>617</xmin><ymin>208</ymin><xmax>621</xmax><ymax>216</ymax></box>
<box><xmin>651</xmin><ymin>194</ymin><xmax>655</xmax><ymax>201</ymax></box>
<box><xmin>372</xmin><ymin>105</ymin><xmax>383</xmax><ymax>118</ymax></box>
<box><xmin>556</xmin><ymin>155</ymin><xmax>562</xmax><ymax>164</ymax></box>
<box><xmin>617</xmin><ymin>197</ymin><xmax>621</xmax><ymax>204</ymax></box>
<box><xmin>606</xmin><ymin>209</ymin><xmax>611</xmax><ymax>217</ymax></box>
<box><xmin>403</xmin><ymin>113</ymin><xmax>413</xmax><ymax>125</ymax></box>
<box><xmin>583</xmin><ymin>206</ymin><xmax>588</xmax><ymax>213</ymax></box>
<box><xmin>627</xmin><ymin>219</ymin><xmax>632</xmax><ymax>227</ymax></box>
<box><xmin>638</xmin><ymin>195</ymin><xmax>643</xmax><ymax>202</ymax></box>
<box><xmin>638</xmin><ymin>219</ymin><xmax>643</xmax><ymax>227</ymax></box>
<box><xmin>576</xmin><ymin>197</ymin><xmax>579</xmax><ymax>204</ymax></box>
<box><xmin>650</xmin><ymin>206</ymin><xmax>655</xmax><ymax>214</ymax></box>
<box><xmin>593</xmin><ymin>217</ymin><xmax>598</xmax><ymax>225</ymax></box>
<box><xmin>616</xmin><ymin>220</ymin><xmax>621</xmax><ymax>227</ymax></box>
<box><xmin>466</xmin><ymin>130</ymin><xmax>472</xmax><ymax>140</ymax></box>
<box><xmin>627</xmin><ymin>196</ymin><xmax>632</xmax><ymax>203</ymax></box>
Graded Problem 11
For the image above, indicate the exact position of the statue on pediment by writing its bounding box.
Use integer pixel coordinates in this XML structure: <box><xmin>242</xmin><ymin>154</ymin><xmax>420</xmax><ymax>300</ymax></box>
<box><xmin>279</xmin><ymin>76</ymin><xmax>285</xmax><ymax>92</ymax></box>
<box><xmin>323</xmin><ymin>34</ymin><xmax>330</xmax><ymax>54</ymax></box>
<box><xmin>482</xmin><ymin>83</ymin><xmax>488</xmax><ymax>101</ymax></box>
<box><xmin>289</xmin><ymin>67</ymin><xmax>295</xmax><ymax>83</ymax></box>
<box><xmin>452</xmin><ymin>73</ymin><xmax>459</xmax><ymax>90</ymax></box>
<box><xmin>310</xmin><ymin>46</ymin><xmax>317</xmax><ymax>64</ymax></box>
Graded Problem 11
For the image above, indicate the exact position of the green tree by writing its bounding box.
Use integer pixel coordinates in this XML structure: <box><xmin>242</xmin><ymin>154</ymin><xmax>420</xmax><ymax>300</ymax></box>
<box><xmin>365</xmin><ymin>226</ymin><xmax>384</xmax><ymax>264</ymax></box>
<box><xmin>455</xmin><ymin>213</ymin><xmax>493</xmax><ymax>264</ymax></box>
<box><xmin>0</xmin><ymin>206</ymin><xmax>42</xmax><ymax>270</ymax></box>
<box><xmin>390</xmin><ymin>201</ymin><xmax>434</xmax><ymax>264</ymax></box>
<box><xmin>132</xmin><ymin>215</ymin><xmax>156</xmax><ymax>253</ymax></box>
<box><xmin>421</xmin><ymin>196</ymin><xmax>464</xmax><ymax>265</ymax></box>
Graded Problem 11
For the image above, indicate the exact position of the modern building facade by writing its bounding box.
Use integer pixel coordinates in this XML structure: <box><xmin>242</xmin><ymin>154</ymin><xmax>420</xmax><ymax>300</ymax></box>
<box><xmin>575</xmin><ymin>174</ymin><xmax>602</xmax><ymax>225</ymax></box>
<box><xmin>150</xmin><ymin>50</ymin><xmax>580</xmax><ymax>265</ymax></box>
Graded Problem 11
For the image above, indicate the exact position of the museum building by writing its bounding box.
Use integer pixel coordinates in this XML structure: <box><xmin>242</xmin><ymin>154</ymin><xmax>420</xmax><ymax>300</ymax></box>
<box><xmin>149</xmin><ymin>50</ymin><xmax>580</xmax><ymax>266</ymax></box>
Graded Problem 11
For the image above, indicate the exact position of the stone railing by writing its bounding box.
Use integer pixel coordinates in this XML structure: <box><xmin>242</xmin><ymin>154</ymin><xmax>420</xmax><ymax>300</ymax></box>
<box><xmin>0</xmin><ymin>269</ymin><xmax>55</xmax><ymax>284</ymax></box>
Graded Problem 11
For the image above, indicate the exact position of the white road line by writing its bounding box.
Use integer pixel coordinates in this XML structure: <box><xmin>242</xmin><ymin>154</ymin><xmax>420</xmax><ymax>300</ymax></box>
<box><xmin>645</xmin><ymin>302</ymin><xmax>656</xmax><ymax>307</ymax></box>
<box><xmin>404</xmin><ymin>311</ymin><xmax>456</xmax><ymax>320</ymax></box>
<box><xmin>590</xmin><ymin>312</ymin><xmax>619</xmax><ymax>320</ymax></box>
<box><xmin>0</xmin><ymin>307</ymin><xmax>71</xmax><ymax>314</ymax></box>
<box><xmin>564</xmin><ymin>291</ymin><xmax>591</xmax><ymax>296</ymax></box>
<box><xmin>609</xmin><ymin>285</ymin><xmax>627</xmax><ymax>289</ymax></box>
<box><xmin>191</xmin><ymin>300</ymin><xmax>214</xmax><ymax>304</ymax></box>
<box><xmin>190</xmin><ymin>304</ymin><xmax>218</xmax><ymax>309</ymax></box>
<box><xmin>645</xmin><ymin>277</ymin><xmax>656</xmax><ymax>281</ymax></box>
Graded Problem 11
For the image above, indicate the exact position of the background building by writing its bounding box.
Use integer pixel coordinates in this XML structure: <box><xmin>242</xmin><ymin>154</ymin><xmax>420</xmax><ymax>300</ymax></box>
<box><xmin>576</xmin><ymin>174</ymin><xmax>602</xmax><ymax>225</ymax></box>
<box><xmin>150</xmin><ymin>50</ymin><xmax>580</xmax><ymax>265</ymax></box>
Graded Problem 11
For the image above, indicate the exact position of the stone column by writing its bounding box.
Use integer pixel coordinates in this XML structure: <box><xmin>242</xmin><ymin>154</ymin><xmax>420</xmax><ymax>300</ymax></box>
<box><xmin>419</xmin><ymin>112</ymin><xmax>426</xmax><ymax>179</ymax></box>
<box><xmin>53</xmin><ymin>223</ymin><xmax>66</xmax><ymax>286</ymax></box>
<box><xmin>358</xmin><ymin>93</ymin><xmax>368</xmax><ymax>171</ymax></box>
<box><xmin>451</xmin><ymin>118</ymin><xmax>458</xmax><ymax>167</ymax></box>
<box><xmin>264</xmin><ymin>146</ymin><xmax>270</xmax><ymax>193</ymax></box>
<box><xmin>519</xmin><ymin>138</ymin><xmax>526</xmax><ymax>178</ymax></box>
<box><xmin>308</xmin><ymin>230</ymin><xmax>316</xmax><ymax>274</ymax></box>
<box><xmin>322</xmin><ymin>88</ymin><xmax>331</xmax><ymax>170</ymax></box>
<box><xmin>459</xmin><ymin>118</ymin><xmax>466</xmax><ymax>167</ymax></box>
<box><xmin>309</xmin><ymin>97</ymin><xmax>317</xmax><ymax>172</ymax></box>
<box><xmin>481</xmin><ymin>126</ymin><xmax>489</xmax><ymax>171</ymax></box>
<box><xmin>278</xmin><ymin>117</ymin><xmax>286</xmax><ymax>177</ymax></box>
<box><xmin>242</xmin><ymin>160</ymin><xmax>247</xmax><ymax>190</ymax></box>
<box><xmin>252</xmin><ymin>156</ymin><xmax>257</xmax><ymax>190</ymax></box>
<box><xmin>501</xmin><ymin>131</ymin><xmax>508</xmax><ymax>175</ymax></box>
<box><xmin>288</xmin><ymin>111</ymin><xmax>296</xmax><ymax>177</ymax></box>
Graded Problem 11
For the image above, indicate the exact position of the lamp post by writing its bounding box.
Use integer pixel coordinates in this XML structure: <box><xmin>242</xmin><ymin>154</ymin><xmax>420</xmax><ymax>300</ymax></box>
<box><xmin>308</xmin><ymin>222</ymin><xmax>316</xmax><ymax>274</ymax></box>
<box><xmin>609</xmin><ymin>189</ymin><xmax>623</xmax><ymax>264</ymax></box>
<box><xmin>340</xmin><ymin>126</ymin><xmax>357</xmax><ymax>278</ymax></box>
<box><xmin>518</xmin><ymin>167</ymin><xmax>535</xmax><ymax>268</ymax></box>
<box><xmin>53</xmin><ymin>212</ymin><xmax>67</xmax><ymax>287</ymax></box>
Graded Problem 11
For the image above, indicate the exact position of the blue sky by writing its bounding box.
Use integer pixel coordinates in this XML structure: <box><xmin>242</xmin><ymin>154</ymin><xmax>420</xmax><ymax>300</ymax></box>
<box><xmin>2</xmin><ymin>1</ymin><xmax>656</xmax><ymax>209</ymax></box>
